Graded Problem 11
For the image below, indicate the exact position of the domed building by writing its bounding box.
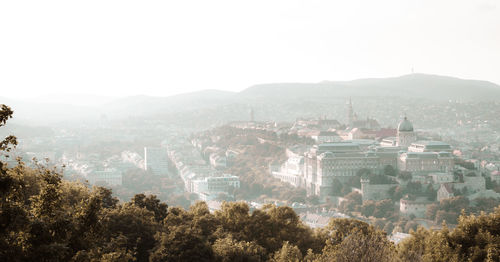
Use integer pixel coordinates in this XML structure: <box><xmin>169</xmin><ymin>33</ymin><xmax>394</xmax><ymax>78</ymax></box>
<box><xmin>397</xmin><ymin>116</ymin><xmax>417</xmax><ymax>148</ymax></box>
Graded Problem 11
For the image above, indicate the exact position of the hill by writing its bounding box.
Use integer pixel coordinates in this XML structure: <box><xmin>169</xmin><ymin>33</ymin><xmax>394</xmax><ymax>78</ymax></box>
<box><xmin>100</xmin><ymin>89</ymin><xmax>236</xmax><ymax>117</ymax></box>
<box><xmin>2</xmin><ymin>73</ymin><xmax>500</xmax><ymax>125</ymax></box>
<box><xmin>238</xmin><ymin>74</ymin><xmax>500</xmax><ymax>101</ymax></box>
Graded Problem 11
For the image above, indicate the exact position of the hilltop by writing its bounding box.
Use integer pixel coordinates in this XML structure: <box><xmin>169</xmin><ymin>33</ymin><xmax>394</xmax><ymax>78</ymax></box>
<box><xmin>238</xmin><ymin>74</ymin><xmax>500</xmax><ymax>101</ymax></box>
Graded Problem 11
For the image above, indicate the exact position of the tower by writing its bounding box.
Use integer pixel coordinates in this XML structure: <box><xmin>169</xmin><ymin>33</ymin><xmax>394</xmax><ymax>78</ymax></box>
<box><xmin>250</xmin><ymin>108</ymin><xmax>254</xmax><ymax>122</ymax></box>
<box><xmin>397</xmin><ymin>116</ymin><xmax>417</xmax><ymax>148</ymax></box>
<box><xmin>347</xmin><ymin>98</ymin><xmax>354</xmax><ymax>127</ymax></box>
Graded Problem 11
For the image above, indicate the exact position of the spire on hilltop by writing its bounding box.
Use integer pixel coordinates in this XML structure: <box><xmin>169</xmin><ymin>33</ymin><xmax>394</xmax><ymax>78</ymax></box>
<box><xmin>347</xmin><ymin>97</ymin><xmax>354</xmax><ymax>127</ymax></box>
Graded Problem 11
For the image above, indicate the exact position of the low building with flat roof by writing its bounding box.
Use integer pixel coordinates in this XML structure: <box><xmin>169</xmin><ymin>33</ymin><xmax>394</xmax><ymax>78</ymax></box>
<box><xmin>408</xmin><ymin>141</ymin><xmax>453</xmax><ymax>153</ymax></box>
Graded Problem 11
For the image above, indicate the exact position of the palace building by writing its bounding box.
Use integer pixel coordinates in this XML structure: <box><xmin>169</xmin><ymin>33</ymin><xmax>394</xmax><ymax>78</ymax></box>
<box><xmin>272</xmin><ymin>113</ymin><xmax>455</xmax><ymax>198</ymax></box>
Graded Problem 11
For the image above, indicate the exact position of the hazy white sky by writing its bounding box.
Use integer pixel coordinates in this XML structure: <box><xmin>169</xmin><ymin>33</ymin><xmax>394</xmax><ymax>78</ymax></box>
<box><xmin>1</xmin><ymin>0</ymin><xmax>499</xmax><ymax>98</ymax></box>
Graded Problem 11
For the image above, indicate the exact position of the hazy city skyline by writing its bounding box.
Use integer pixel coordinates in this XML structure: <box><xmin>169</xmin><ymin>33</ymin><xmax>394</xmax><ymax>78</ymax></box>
<box><xmin>1</xmin><ymin>0</ymin><xmax>499</xmax><ymax>99</ymax></box>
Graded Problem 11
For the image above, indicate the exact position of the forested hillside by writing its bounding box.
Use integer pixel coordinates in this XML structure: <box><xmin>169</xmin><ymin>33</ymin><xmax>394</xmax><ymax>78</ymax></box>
<box><xmin>2</xmin><ymin>159</ymin><xmax>500</xmax><ymax>261</ymax></box>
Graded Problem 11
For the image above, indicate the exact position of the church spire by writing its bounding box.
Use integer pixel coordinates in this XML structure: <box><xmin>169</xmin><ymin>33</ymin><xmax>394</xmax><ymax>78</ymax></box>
<box><xmin>347</xmin><ymin>97</ymin><xmax>354</xmax><ymax>127</ymax></box>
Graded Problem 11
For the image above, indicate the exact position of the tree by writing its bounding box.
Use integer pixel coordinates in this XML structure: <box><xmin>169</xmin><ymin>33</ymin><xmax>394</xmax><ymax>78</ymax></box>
<box><xmin>247</xmin><ymin>204</ymin><xmax>318</xmax><ymax>255</ymax></box>
<box><xmin>406</xmin><ymin>181</ymin><xmax>423</xmax><ymax>195</ymax></box>
<box><xmin>397</xmin><ymin>226</ymin><xmax>456</xmax><ymax>262</ymax></box>
<box><xmin>383</xmin><ymin>165</ymin><xmax>397</xmax><ymax>177</ymax></box>
<box><xmin>361</xmin><ymin>200</ymin><xmax>376</xmax><ymax>217</ymax></box>
<box><xmin>100</xmin><ymin>205</ymin><xmax>159</xmax><ymax>262</ymax></box>
<box><xmin>305</xmin><ymin>195</ymin><xmax>320</xmax><ymax>205</ymax></box>
<box><xmin>339</xmin><ymin>191</ymin><xmax>362</xmax><ymax>214</ymax></box>
<box><xmin>331</xmin><ymin>178</ymin><xmax>343</xmax><ymax>196</ymax></box>
<box><xmin>425</xmin><ymin>184</ymin><xmax>437</xmax><ymax>201</ymax></box>
<box><xmin>404</xmin><ymin>221</ymin><xmax>419</xmax><ymax>233</ymax></box>
<box><xmin>426</xmin><ymin>203</ymin><xmax>440</xmax><ymax>220</ymax></box>
<box><xmin>398</xmin><ymin>207</ymin><xmax>500</xmax><ymax>262</ymax></box>
<box><xmin>150</xmin><ymin>224</ymin><xmax>214</xmax><ymax>262</ymax></box>
<box><xmin>319</xmin><ymin>218</ymin><xmax>396</xmax><ymax>262</ymax></box>
<box><xmin>373</xmin><ymin>199</ymin><xmax>395</xmax><ymax>218</ymax></box>
<box><xmin>271</xmin><ymin>241</ymin><xmax>302</xmax><ymax>262</ymax></box>
<box><xmin>0</xmin><ymin>104</ymin><xmax>17</xmax><ymax>152</ymax></box>
<box><xmin>215</xmin><ymin>202</ymin><xmax>252</xmax><ymax>241</ymax></box>
<box><xmin>212</xmin><ymin>235</ymin><xmax>265</xmax><ymax>262</ymax></box>
<box><xmin>131</xmin><ymin>193</ymin><xmax>168</xmax><ymax>222</ymax></box>
<box><xmin>397</xmin><ymin>171</ymin><xmax>412</xmax><ymax>181</ymax></box>
<box><xmin>388</xmin><ymin>186</ymin><xmax>404</xmax><ymax>202</ymax></box>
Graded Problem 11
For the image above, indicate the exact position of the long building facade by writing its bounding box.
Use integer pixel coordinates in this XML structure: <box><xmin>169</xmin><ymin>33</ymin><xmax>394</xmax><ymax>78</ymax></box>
<box><xmin>304</xmin><ymin>142</ymin><xmax>380</xmax><ymax>197</ymax></box>
<box><xmin>273</xmin><ymin>116</ymin><xmax>455</xmax><ymax>198</ymax></box>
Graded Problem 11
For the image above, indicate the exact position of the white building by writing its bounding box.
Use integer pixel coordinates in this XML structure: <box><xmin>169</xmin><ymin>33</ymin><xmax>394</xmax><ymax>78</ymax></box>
<box><xmin>311</xmin><ymin>131</ymin><xmax>342</xmax><ymax>143</ymax></box>
<box><xmin>144</xmin><ymin>147</ymin><xmax>169</xmax><ymax>176</ymax></box>
<box><xmin>397</xmin><ymin>117</ymin><xmax>417</xmax><ymax>148</ymax></box>
<box><xmin>398</xmin><ymin>151</ymin><xmax>454</xmax><ymax>173</ymax></box>
<box><xmin>380</xmin><ymin>117</ymin><xmax>417</xmax><ymax>149</ymax></box>
<box><xmin>209</xmin><ymin>153</ymin><xmax>227</xmax><ymax>169</ymax></box>
<box><xmin>192</xmin><ymin>174</ymin><xmax>240</xmax><ymax>197</ymax></box>
<box><xmin>87</xmin><ymin>169</ymin><xmax>122</xmax><ymax>186</ymax></box>
<box><xmin>304</xmin><ymin>142</ymin><xmax>380</xmax><ymax>197</ymax></box>
<box><xmin>400</xmin><ymin>197</ymin><xmax>432</xmax><ymax>218</ymax></box>
<box><xmin>390</xmin><ymin>232</ymin><xmax>412</xmax><ymax>244</ymax></box>
<box><xmin>272</xmin><ymin>156</ymin><xmax>304</xmax><ymax>187</ymax></box>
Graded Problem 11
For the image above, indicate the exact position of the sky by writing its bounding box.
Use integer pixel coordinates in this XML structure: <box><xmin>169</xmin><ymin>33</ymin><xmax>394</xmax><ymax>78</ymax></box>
<box><xmin>1</xmin><ymin>0</ymin><xmax>499</xmax><ymax>99</ymax></box>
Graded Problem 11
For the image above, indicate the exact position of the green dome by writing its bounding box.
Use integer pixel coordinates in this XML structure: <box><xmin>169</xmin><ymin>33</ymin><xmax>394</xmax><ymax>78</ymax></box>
<box><xmin>398</xmin><ymin>117</ymin><xmax>414</xmax><ymax>132</ymax></box>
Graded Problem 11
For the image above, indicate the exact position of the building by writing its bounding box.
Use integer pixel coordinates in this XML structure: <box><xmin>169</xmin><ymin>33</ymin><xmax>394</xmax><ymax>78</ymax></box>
<box><xmin>346</xmin><ymin>98</ymin><xmax>380</xmax><ymax>130</ymax></box>
<box><xmin>390</xmin><ymin>232</ymin><xmax>412</xmax><ymax>244</ymax></box>
<box><xmin>397</xmin><ymin>117</ymin><xmax>417</xmax><ymax>148</ymax></box>
<box><xmin>274</xmin><ymin>113</ymin><xmax>459</xmax><ymax>200</ymax></box>
<box><xmin>311</xmin><ymin>131</ymin><xmax>342</xmax><ymax>143</ymax></box>
<box><xmin>347</xmin><ymin>128</ymin><xmax>378</xmax><ymax>140</ymax></box>
<box><xmin>300</xmin><ymin>211</ymin><xmax>350</xmax><ymax>229</ymax></box>
<box><xmin>380</xmin><ymin>137</ymin><xmax>399</xmax><ymax>147</ymax></box>
<box><xmin>87</xmin><ymin>169</ymin><xmax>122</xmax><ymax>186</ymax></box>
<box><xmin>428</xmin><ymin>172</ymin><xmax>454</xmax><ymax>184</ymax></box>
<box><xmin>272</xmin><ymin>156</ymin><xmax>304</xmax><ymax>187</ymax></box>
<box><xmin>491</xmin><ymin>171</ymin><xmax>500</xmax><ymax>183</ymax></box>
<box><xmin>361</xmin><ymin>178</ymin><xmax>396</xmax><ymax>201</ymax></box>
<box><xmin>437</xmin><ymin>183</ymin><xmax>454</xmax><ymax>201</ymax></box>
<box><xmin>408</xmin><ymin>141</ymin><xmax>453</xmax><ymax>153</ymax></box>
<box><xmin>144</xmin><ymin>147</ymin><xmax>169</xmax><ymax>176</ymax></box>
<box><xmin>454</xmin><ymin>175</ymin><xmax>486</xmax><ymax>193</ymax></box>
<box><xmin>191</xmin><ymin>174</ymin><xmax>240</xmax><ymax>198</ymax></box>
<box><xmin>209</xmin><ymin>153</ymin><xmax>227</xmax><ymax>169</ymax></box>
<box><xmin>398</xmin><ymin>151</ymin><xmax>454</xmax><ymax>173</ymax></box>
<box><xmin>400</xmin><ymin>197</ymin><xmax>432</xmax><ymax>218</ymax></box>
<box><xmin>466</xmin><ymin>190</ymin><xmax>500</xmax><ymax>200</ymax></box>
<box><xmin>352</xmin><ymin>118</ymin><xmax>381</xmax><ymax>130</ymax></box>
<box><xmin>304</xmin><ymin>142</ymin><xmax>380</xmax><ymax>197</ymax></box>
<box><xmin>373</xmin><ymin>146</ymin><xmax>400</xmax><ymax>167</ymax></box>
<box><xmin>380</xmin><ymin>117</ymin><xmax>416</xmax><ymax>148</ymax></box>
<box><xmin>347</xmin><ymin>98</ymin><xmax>354</xmax><ymax>127</ymax></box>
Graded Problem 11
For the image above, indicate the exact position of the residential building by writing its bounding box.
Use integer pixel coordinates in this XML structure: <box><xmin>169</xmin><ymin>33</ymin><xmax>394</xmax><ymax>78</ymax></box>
<box><xmin>400</xmin><ymin>197</ymin><xmax>432</xmax><ymax>218</ymax></box>
<box><xmin>144</xmin><ymin>147</ymin><xmax>169</xmax><ymax>176</ymax></box>
<box><xmin>87</xmin><ymin>169</ymin><xmax>122</xmax><ymax>186</ymax></box>
<box><xmin>437</xmin><ymin>183</ymin><xmax>454</xmax><ymax>201</ymax></box>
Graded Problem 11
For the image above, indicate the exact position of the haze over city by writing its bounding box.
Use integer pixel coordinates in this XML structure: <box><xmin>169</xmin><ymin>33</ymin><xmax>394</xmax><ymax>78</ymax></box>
<box><xmin>1</xmin><ymin>1</ymin><xmax>500</xmax><ymax>261</ymax></box>
<box><xmin>1</xmin><ymin>0</ymin><xmax>500</xmax><ymax>99</ymax></box>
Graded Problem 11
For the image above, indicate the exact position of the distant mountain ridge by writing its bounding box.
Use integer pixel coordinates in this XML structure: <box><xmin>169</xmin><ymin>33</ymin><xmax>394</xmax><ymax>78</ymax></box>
<box><xmin>238</xmin><ymin>74</ymin><xmax>500</xmax><ymax>101</ymax></box>
<box><xmin>2</xmin><ymin>73</ymin><xmax>499</xmax><ymax>125</ymax></box>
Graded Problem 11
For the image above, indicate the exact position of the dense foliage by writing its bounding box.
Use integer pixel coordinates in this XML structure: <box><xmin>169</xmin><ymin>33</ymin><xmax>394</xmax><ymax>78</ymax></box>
<box><xmin>2</xmin><ymin>160</ymin><xmax>500</xmax><ymax>261</ymax></box>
